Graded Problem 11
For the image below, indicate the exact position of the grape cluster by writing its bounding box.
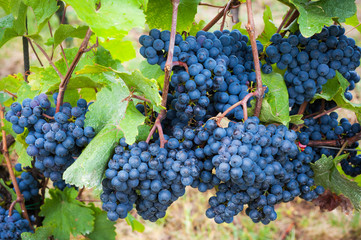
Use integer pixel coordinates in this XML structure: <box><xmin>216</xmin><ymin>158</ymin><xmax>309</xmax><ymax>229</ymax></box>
<box><xmin>5</xmin><ymin>94</ymin><xmax>96</xmax><ymax>188</ymax></box>
<box><xmin>265</xmin><ymin>25</ymin><xmax>361</xmax><ymax>107</ymax></box>
<box><xmin>196</xmin><ymin>117</ymin><xmax>324</xmax><ymax>224</ymax></box>
<box><xmin>101</xmin><ymin>128</ymin><xmax>205</xmax><ymax>222</ymax></box>
<box><xmin>0</xmin><ymin>207</ymin><xmax>32</xmax><ymax>239</ymax></box>
<box><xmin>139</xmin><ymin>29</ymin><xmax>269</xmax><ymax>126</ymax></box>
<box><xmin>298</xmin><ymin>112</ymin><xmax>361</xmax><ymax>177</ymax></box>
<box><xmin>14</xmin><ymin>164</ymin><xmax>40</xmax><ymax>201</ymax></box>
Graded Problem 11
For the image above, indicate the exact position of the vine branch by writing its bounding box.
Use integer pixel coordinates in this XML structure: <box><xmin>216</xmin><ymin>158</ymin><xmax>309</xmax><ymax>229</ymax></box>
<box><xmin>245</xmin><ymin>0</ymin><xmax>264</xmax><ymax>117</ymax></box>
<box><xmin>277</xmin><ymin>8</ymin><xmax>294</xmax><ymax>33</ymax></box>
<box><xmin>308</xmin><ymin>132</ymin><xmax>361</xmax><ymax>147</ymax></box>
<box><xmin>55</xmin><ymin>28</ymin><xmax>94</xmax><ymax>112</ymax></box>
<box><xmin>146</xmin><ymin>0</ymin><xmax>180</xmax><ymax>148</ymax></box>
<box><xmin>0</xmin><ymin>104</ymin><xmax>33</xmax><ymax>230</ymax></box>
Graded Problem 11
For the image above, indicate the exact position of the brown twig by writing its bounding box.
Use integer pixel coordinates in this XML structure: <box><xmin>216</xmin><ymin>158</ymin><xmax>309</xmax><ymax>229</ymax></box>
<box><xmin>48</xmin><ymin>22</ymin><xmax>55</xmax><ymax>60</ymax></box>
<box><xmin>4</xmin><ymin>90</ymin><xmax>17</xmax><ymax>98</ymax></box>
<box><xmin>61</xmin><ymin>4</ymin><xmax>68</xmax><ymax>24</ymax></box>
<box><xmin>245</xmin><ymin>0</ymin><xmax>264</xmax><ymax>117</ymax></box>
<box><xmin>280</xmin><ymin>222</ymin><xmax>295</xmax><ymax>240</ymax></box>
<box><xmin>216</xmin><ymin>90</ymin><xmax>263</xmax><ymax>127</ymax></box>
<box><xmin>146</xmin><ymin>0</ymin><xmax>180</xmax><ymax>148</ymax></box>
<box><xmin>172</xmin><ymin>61</ymin><xmax>189</xmax><ymax>73</ymax></box>
<box><xmin>298</xmin><ymin>101</ymin><xmax>308</xmax><ymax>115</ymax></box>
<box><xmin>132</xmin><ymin>95</ymin><xmax>151</xmax><ymax>103</ymax></box>
<box><xmin>199</xmin><ymin>2</ymin><xmax>224</xmax><ymax>8</ymax></box>
<box><xmin>76</xmin><ymin>187</ymin><xmax>85</xmax><ymax>199</ymax></box>
<box><xmin>0</xmin><ymin>104</ymin><xmax>33</xmax><ymax>230</ymax></box>
<box><xmin>346</xmin><ymin>23</ymin><xmax>361</xmax><ymax>35</ymax></box>
<box><xmin>277</xmin><ymin>8</ymin><xmax>294</xmax><ymax>33</ymax></box>
<box><xmin>202</xmin><ymin>1</ymin><xmax>241</xmax><ymax>31</ymax></box>
<box><xmin>280</xmin><ymin>10</ymin><xmax>299</xmax><ymax>37</ymax></box>
<box><xmin>0</xmin><ymin>135</ymin><xmax>15</xmax><ymax>153</ymax></box>
<box><xmin>308</xmin><ymin>106</ymin><xmax>340</xmax><ymax>120</ymax></box>
<box><xmin>42</xmin><ymin>113</ymin><xmax>55</xmax><ymax>120</ymax></box>
<box><xmin>56</xmin><ymin>28</ymin><xmax>93</xmax><ymax>112</ymax></box>
<box><xmin>220</xmin><ymin>0</ymin><xmax>232</xmax><ymax>32</ymax></box>
<box><xmin>31</xmin><ymin>40</ymin><xmax>64</xmax><ymax>80</ymax></box>
<box><xmin>308</xmin><ymin>132</ymin><xmax>361</xmax><ymax>147</ymax></box>
<box><xmin>77</xmin><ymin>199</ymin><xmax>101</xmax><ymax>202</ymax></box>
<box><xmin>28</xmin><ymin>39</ymin><xmax>44</xmax><ymax>67</ymax></box>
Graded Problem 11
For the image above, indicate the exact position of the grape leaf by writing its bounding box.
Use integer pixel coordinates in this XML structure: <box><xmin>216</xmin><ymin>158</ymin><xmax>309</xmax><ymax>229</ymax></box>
<box><xmin>345</xmin><ymin>13</ymin><xmax>361</xmax><ymax>35</ymax></box>
<box><xmin>145</xmin><ymin>0</ymin><xmax>202</xmax><ymax>32</ymax></box>
<box><xmin>261</xmin><ymin>72</ymin><xmax>290</xmax><ymax>126</ymax></box>
<box><xmin>16</xmin><ymin>82</ymin><xmax>39</xmax><ymax>104</ymax></box>
<box><xmin>139</xmin><ymin>60</ymin><xmax>164</xmax><ymax>81</ymax></box>
<box><xmin>79</xmin><ymin>88</ymin><xmax>97</xmax><ymax>102</ymax></box>
<box><xmin>312</xmin><ymin>72</ymin><xmax>361</xmax><ymax>122</ymax></box>
<box><xmin>0</xmin><ymin>179</ymin><xmax>21</xmax><ymax>213</ymax></box>
<box><xmin>311</xmin><ymin>154</ymin><xmax>361</xmax><ymax>211</ymax></box>
<box><xmin>289</xmin><ymin>0</ymin><xmax>356</xmax><ymax>37</ymax></box>
<box><xmin>136</xmin><ymin>124</ymin><xmax>151</xmax><ymax>142</ymax></box>
<box><xmin>189</xmin><ymin>20</ymin><xmax>206</xmax><ymax>36</ymax></box>
<box><xmin>53</xmin><ymin>25</ymin><xmax>89</xmax><ymax>47</ymax></box>
<box><xmin>119</xmin><ymin>102</ymin><xmax>146</xmax><ymax>145</ymax></box>
<box><xmin>21</xmin><ymin>226</ymin><xmax>54</xmax><ymax>240</ymax></box>
<box><xmin>39</xmin><ymin>188</ymin><xmax>95</xmax><ymax>240</ymax></box>
<box><xmin>14</xmin><ymin>141</ymin><xmax>32</xmax><ymax>167</ymax></box>
<box><xmin>100</xmin><ymin>37</ymin><xmax>136</xmax><ymax>62</ymax></box>
<box><xmin>257</xmin><ymin>5</ymin><xmax>277</xmax><ymax>44</ymax></box>
<box><xmin>317</xmin><ymin>0</ymin><xmax>356</xmax><ymax>22</ymax></box>
<box><xmin>289</xmin><ymin>114</ymin><xmax>304</xmax><ymax>125</ymax></box>
<box><xmin>117</xmin><ymin>70</ymin><xmax>163</xmax><ymax>112</ymax></box>
<box><xmin>0</xmin><ymin>73</ymin><xmax>23</xmax><ymax>92</ymax></box>
<box><xmin>290</xmin><ymin>0</ymin><xmax>332</xmax><ymax>37</ymax></box>
<box><xmin>85</xmin><ymin>203</ymin><xmax>116</xmax><ymax>240</ymax></box>
<box><xmin>0</xmin><ymin>0</ymin><xmax>11</xmax><ymax>14</ymax></box>
<box><xmin>63</xmin><ymin>125</ymin><xmax>121</xmax><ymax>189</ymax></box>
<box><xmin>23</xmin><ymin>0</ymin><xmax>58</xmax><ymax>32</ymax></box>
<box><xmin>64</xmin><ymin>0</ymin><xmax>145</xmax><ymax>38</ymax></box>
<box><xmin>125</xmin><ymin>214</ymin><xmax>145</xmax><ymax>233</ymax></box>
<box><xmin>0</xmin><ymin>2</ymin><xmax>27</xmax><ymax>47</ymax></box>
<box><xmin>84</xmin><ymin>79</ymin><xmax>130</xmax><ymax>133</ymax></box>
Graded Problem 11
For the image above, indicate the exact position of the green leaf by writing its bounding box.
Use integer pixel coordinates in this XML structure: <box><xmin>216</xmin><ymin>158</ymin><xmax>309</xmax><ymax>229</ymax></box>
<box><xmin>311</xmin><ymin>154</ymin><xmax>361</xmax><ymax>211</ymax></box>
<box><xmin>146</xmin><ymin>0</ymin><xmax>202</xmax><ymax>32</ymax></box>
<box><xmin>125</xmin><ymin>213</ymin><xmax>145</xmax><ymax>232</ymax></box>
<box><xmin>16</xmin><ymin>82</ymin><xmax>39</xmax><ymax>104</ymax></box>
<box><xmin>318</xmin><ymin>0</ymin><xmax>356</xmax><ymax>22</ymax></box>
<box><xmin>117</xmin><ymin>70</ymin><xmax>163</xmax><ymax>112</ymax></box>
<box><xmin>23</xmin><ymin>0</ymin><xmax>58</xmax><ymax>32</ymax></box>
<box><xmin>53</xmin><ymin>25</ymin><xmax>89</xmax><ymax>47</ymax></box>
<box><xmin>0</xmin><ymin>178</ymin><xmax>21</xmax><ymax>213</ymax></box>
<box><xmin>63</xmin><ymin>126</ymin><xmax>121</xmax><ymax>189</ymax></box>
<box><xmin>85</xmin><ymin>204</ymin><xmax>116</xmax><ymax>240</ymax></box>
<box><xmin>100</xmin><ymin>37</ymin><xmax>136</xmax><ymax>62</ymax></box>
<box><xmin>289</xmin><ymin>114</ymin><xmax>304</xmax><ymax>125</ymax></box>
<box><xmin>0</xmin><ymin>73</ymin><xmax>23</xmax><ymax>93</ymax></box>
<box><xmin>261</xmin><ymin>72</ymin><xmax>290</xmax><ymax>125</ymax></box>
<box><xmin>14</xmin><ymin>141</ymin><xmax>32</xmax><ymax>167</ymax></box>
<box><xmin>0</xmin><ymin>2</ymin><xmax>27</xmax><ymax>47</ymax></box>
<box><xmin>39</xmin><ymin>188</ymin><xmax>95</xmax><ymax>240</ymax></box>
<box><xmin>64</xmin><ymin>0</ymin><xmax>145</xmax><ymax>38</ymax></box>
<box><xmin>290</xmin><ymin>0</ymin><xmax>332</xmax><ymax>37</ymax></box>
<box><xmin>119</xmin><ymin>102</ymin><xmax>146</xmax><ymax>145</ymax></box>
<box><xmin>80</xmin><ymin>88</ymin><xmax>97</xmax><ymax>102</ymax></box>
<box><xmin>257</xmin><ymin>6</ymin><xmax>277</xmax><ymax>44</ymax></box>
<box><xmin>345</xmin><ymin>13</ymin><xmax>361</xmax><ymax>35</ymax></box>
<box><xmin>312</xmin><ymin>71</ymin><xmax>361</xmax><ymax>122</ymax></box>
<box><xmin>0</xmin><ymin>0</ymin><xmax>11</xmax><ymax>14</ymax></box>
<box><xmin>84</xmin><ymin>79</ymin><xmax>130</xmax><ymax>133</ymax></box>
<box><xmin>21</xmin><ymin>226</ymin><xmax>54</xmax><ymax>240</ymax></box>
<box><xmin>136</xmin><ymin>124</ymin><xmax>151</xmax><ymax>142</ymax></box>
<box><xmin>189</xmin><ymin>20</ymin><xmax>206</xmax><ymax>36</ymax></box>
<box><xmin>139</xmin><ymin>60</ymin><xmax>163</xmax><ymax>81</ymax></box>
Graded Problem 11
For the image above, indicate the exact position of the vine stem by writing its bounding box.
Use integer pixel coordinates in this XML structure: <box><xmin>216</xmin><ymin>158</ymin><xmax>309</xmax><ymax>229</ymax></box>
<box><xmin>335</xmin><ymin>140</ymin><xmax>348</xmax><ymax>158</ymax></box>
<box><xmin>202</xmin><ymin>1</ymin><xmax>241</xmax><ymax>32</ymax></box>
<box><xmin>220</xmin><ymin>0</ymin><xmax>232</xmax><ymax>32</ymax></box>
<box><xmin>28</xmin><ymin>40</ymin><xmax>43</xmax><ymax>67</ymax></box>
<box><xmin>22</xmin><ymin>36</ymin><xmax>30</xmax><ymax>82</ymax></box>
<box><xmin>245</xmin><ymin>0</ymin><xmax>264</xmax><ymax>117</ymax></box>
<box><xmin>217</xmin><ymin>92</ymin><xmax>256</xmax><ymax>126</ymax></box>
<box><xmin>199</xmin><ymin>2</ymin><xmax>224</xmax><ymax>8</ymax></box>
<box><xmin>132</xmin><ymin>95</ymin><xmax>151</xmax><ymax>103</ymax></box>
<box><xmin>0</xmin><ymin>104</ymin><xmax>33</xmax><ymax>230</ymax></box>
<box><xmin>346</xmin><ymin>23</ymin><xmax>361</xmax><ymax>35</ymax></box>
<box><xmin>280</xmin><ymin>10</ymin><xmax>299</xmax><ymax>36</ymax></box>
<box><xmin>48</xmin><ymin>21</ymin><xmax>69</xmax><ymax>69</ymax></box>
<box><xmin>145</xmin><ymin>0</ymin><xmax>180</xmax><ymax>148</ymax></box>
<box><xmin>276</xmin><ymin>8</ymin><xmax>294</xmax><ymax>33</ymax></box>
<box><xmin>298</xmin><ymin>101</ymin><xmax>308</xmax><ymax>115</ymax></box>
<box><xmin>4</xmin><ymin>90</ymin><xmax>17</xmax><ymax>98</ymax></box>
<box><xmin>308</xmin><ymin>132</ymin><xmax>361</xmax><ymax>147</ymax></box>
<box><xmin>31</xmin><ymin>40</ymin><xmax>64</xmax><ymax>80</ymax></box>
<box><xmin>55</xmin><ymin>28</ymin><xmax>94</xmax><ymax>112</ymax></box>
<box><xmin>306</xmin><ymin>106</ymin><xmax>340</xmax><ymax>120</ymax></box>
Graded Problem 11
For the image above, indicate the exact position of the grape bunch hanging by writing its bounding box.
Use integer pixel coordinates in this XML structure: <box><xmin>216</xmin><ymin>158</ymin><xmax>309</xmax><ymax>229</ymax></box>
<box><xmin>100</xmin><ymin>25</ymin><xmax>361</xmax><ymax>225</ymax></box>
